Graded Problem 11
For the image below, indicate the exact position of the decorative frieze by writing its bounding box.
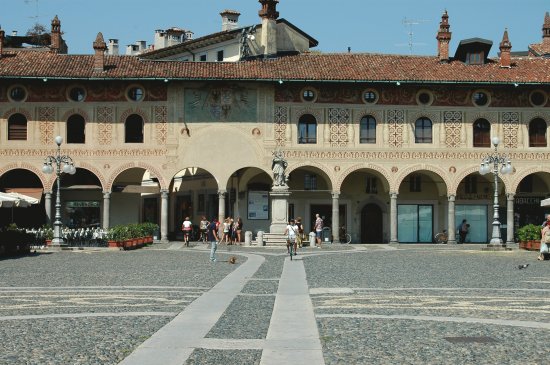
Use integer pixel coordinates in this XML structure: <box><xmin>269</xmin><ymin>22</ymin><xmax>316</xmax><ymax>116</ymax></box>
<box><xmin>154</xmin><ymin>106</ymin><xmax>168</xmax><ymax>144</ymax></box>
<box><xmin>38</xmin><ymin>107</ymin><xmax>55</xmax><ymax>145</ymax></box>
<box><xmin>328</xmin><ymin>108</ymin><xmax>350</xmax><ymax>147</ymax></box>
<box><xmin>0</xmin><ymin>148</ymin><xmax>167</xmax><ymax>158</ymax></box>
<box><xmin>443</xmin><ymin>111</ymin><xmax>462</xmax><ymax>148</ymax></box>
<box><xmin>502</xmin><ymin>111</ymin><xmax>520</xmax><ymax>149</ymax></box>
<box><xmin>386</xmin><ymin>110</ymin><xmax>405</xmax><ymax>148</ymax></box>
<box><xmin>96</xmin><ymin>106</ymin><xmax>113</xmax><ymax>145</ymax></box>
<box><xmin>274</xmin><ymin>106</ymin><xmax>288</xmax><ymax>146</ymax></box>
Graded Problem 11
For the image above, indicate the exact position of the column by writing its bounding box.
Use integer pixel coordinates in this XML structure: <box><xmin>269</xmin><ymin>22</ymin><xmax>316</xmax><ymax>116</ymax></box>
<box><xmin>44</xmin><ymin>191</ymin><xmax>52</xmax><ymax>225</ymax></box>
<box><xmin>269</xmin><ymin>187</ymin><xmax>291</xmax><ymax>234</ymax></box>
<box><xmin>389</xmin><ymin>192</ymin><xmax>398</xmax><ymax>244</ymax></box>
<box><xmin>506</xmin><ymin>193</ymin><xmax>516</xmax><ymax>247</ymax></box>
<box><xmin>331</xmin><ymin>192</ymin><xmax>340</xmax><ymax>243</ymax></box>
<box><xmin>160</xmin><ymin>189</ymin><xmax>169</xmax><ymax>242</ymax></box>
<box><xmin>102</xmin><ymin>191</ymin><xmax>111</xmax><ymax>230</ymax></box>
<box><xmin>447</xmin><ymin>194</ymin><xmax>457</xmax><ymax>244</ymax></box>
<box><xmin>218</xmin><ymin>189</ymin><xmax>226</xmax><ymax>224</ymax></box>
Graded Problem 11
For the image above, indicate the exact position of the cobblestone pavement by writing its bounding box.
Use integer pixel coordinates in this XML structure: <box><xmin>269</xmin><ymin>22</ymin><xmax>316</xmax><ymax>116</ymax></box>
<box><xmin>1</xmin><ymin>243</ymin><xmax>549</xmax><ymax>364</ymax></box>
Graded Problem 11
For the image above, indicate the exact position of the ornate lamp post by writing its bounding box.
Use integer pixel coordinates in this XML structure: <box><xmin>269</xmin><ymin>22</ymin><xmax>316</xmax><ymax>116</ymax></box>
<box><xmin>479</xmin><ymin>136</ymin><xmax>512</xmax><ymax>247</ymax></box>
<box><xmin>42</xmin><ymin>136</ymin><xmax>76</xmax><ymax>249</ymax></box>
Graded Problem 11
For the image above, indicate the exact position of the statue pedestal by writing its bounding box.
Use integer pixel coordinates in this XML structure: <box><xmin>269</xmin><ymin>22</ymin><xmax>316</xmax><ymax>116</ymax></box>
<box><xmin>270</xmin><ymin>187</ymin><xmax>290</xmax><ymax>234</ymax></box>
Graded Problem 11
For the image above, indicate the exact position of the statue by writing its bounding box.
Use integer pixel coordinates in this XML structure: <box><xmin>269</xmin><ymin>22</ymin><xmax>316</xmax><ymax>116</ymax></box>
<box><xmin>272</xmin><ymin>150</ymin><xmax>288</xmax><ymax>187</ymax></box>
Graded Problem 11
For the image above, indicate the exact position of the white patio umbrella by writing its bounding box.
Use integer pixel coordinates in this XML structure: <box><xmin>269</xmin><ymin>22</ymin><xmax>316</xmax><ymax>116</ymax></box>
<box><xmin>541</xmin><ymin>198</ymin><xmax>550</xmax><ymax>207</ymax></box>
<box><xmin>2</xmin><ymin>192</ymin><xmax>39</xmax><ymax>205</ymax></box>
<box><xmin>0</xmin><ymin>193</ymin><xmax>29</xmax><ymax>208</ymax></box>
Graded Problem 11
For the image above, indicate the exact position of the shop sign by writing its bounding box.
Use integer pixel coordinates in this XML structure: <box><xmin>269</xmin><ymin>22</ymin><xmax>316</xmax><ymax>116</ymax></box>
<box><xmin>457</xmin><ymin>194</ymin><xmax>490</xmax><ymax>200</ymax></box>
<box><xmin>66</xmin><ymin>201</ymin><xmax>100</xmax><ymax>208</ymax></box>
<box><xmin>514</xmin><ymin>197</ymin><xmax>544</xmax><ymax>205</ymax></box>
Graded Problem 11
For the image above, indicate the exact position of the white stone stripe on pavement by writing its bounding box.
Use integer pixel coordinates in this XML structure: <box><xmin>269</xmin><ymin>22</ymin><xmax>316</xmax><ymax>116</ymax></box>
<box><xmin>0</xmin><ymin>312</ymin><xmax>177</xmax><ymax>321</ymax></box>
<box><xmin>316</xmin><ymin>313</ymin><xmax>550</xmax><ymax>329</ymax></box>
<box><xmin>260</xmin><ymin>257</ymin><xmax>325</xmax><ymax>365</ymax></box>
<box><xmin>118</xmin><ymin>253</ymin><xmax>265</xmax><ymax>365</ymax></box>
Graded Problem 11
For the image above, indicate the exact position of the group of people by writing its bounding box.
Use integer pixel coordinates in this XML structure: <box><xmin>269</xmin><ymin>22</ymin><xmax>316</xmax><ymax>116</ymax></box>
<box><xmin>182</xmin><ymin>216</ymin><xmax>244</xmax><ymax>262</ymax></box>
<box><xmin>284</xmin><ymin>213</ymin><xmax>325</xmax><ymax>255</ymax></box>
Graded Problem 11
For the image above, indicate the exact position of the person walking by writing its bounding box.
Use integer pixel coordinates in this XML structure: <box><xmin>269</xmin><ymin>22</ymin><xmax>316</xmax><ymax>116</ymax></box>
<box><xmin>538</xmin><ymin>215</ymin><xmax>550</xmax><ymax>260</ymax></box>
<box><xmin>314</xmin><ymin>213</ymin><xmax>324</xmax><ymax>248</ymax></box>
<box><xmin>285</xmin><ymin>218</ymin><xmax>299</xmax><ymax>256</ymax></box>
<box><xmin>199</xmin><ymin>216</ymin><xmax>209</xmax><ymax>244</ymax></box>
<box><xmin>208</xmin><ymin>218</ymin><xmax>219</xmax><ymax>262</ymax></box>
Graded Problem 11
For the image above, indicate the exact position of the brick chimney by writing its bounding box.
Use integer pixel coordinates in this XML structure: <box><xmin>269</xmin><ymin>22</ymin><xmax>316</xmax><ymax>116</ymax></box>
<box><xmin>50</xmin><ymin>15</ymin><xmax>61</xmax><ymax>53</ymax></box>
<box><xmin>499</xmin><ymin>28</ymin><xmax>512</xmax><ymax>68</ymax></box>
<box><xmin>436</xmin><ymin>10</ymin><xmax>451</xmax><ymax>62</ymax></box>
<box><xmin>0</xmin><ymin>28</ymin><xmax>4</xmax><ymax>58</ymax></box>
<box><xmin>543</xmin><ymin>11</ymin><xmax>550</xmax><ymax>46</ymax></box>
<box><xmin>258</xmin><ymin>0</ymin><xmax>279</xmax><ymax>58</ymax></box>
<box><xmin>93</xmin><ymin>32</ymin><xmax>107</xmax><ymax>72</ymax></box>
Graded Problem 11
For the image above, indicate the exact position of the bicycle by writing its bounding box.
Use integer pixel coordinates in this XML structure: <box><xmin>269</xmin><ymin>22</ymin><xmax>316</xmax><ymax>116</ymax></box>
<box><xmin>287</xmin><ymin>237</ymin><xmax>297</xmax><ymax>260</ymax></box>
<box><xmin>339</xmin><ymin>226</ymin><xmax>352</xmax><ymax>244</ymax></box>
<box><xmin>434</xmin><ymin>229</ymin><xmax>448</xmax><ymax>244</ymax></box>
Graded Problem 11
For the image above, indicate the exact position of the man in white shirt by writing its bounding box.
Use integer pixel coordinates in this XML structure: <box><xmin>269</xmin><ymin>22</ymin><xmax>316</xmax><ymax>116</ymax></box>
<box><xmin>285</xmin><ymin>219</ymin><xmax>299</xmax><ymax>256</ymax></box>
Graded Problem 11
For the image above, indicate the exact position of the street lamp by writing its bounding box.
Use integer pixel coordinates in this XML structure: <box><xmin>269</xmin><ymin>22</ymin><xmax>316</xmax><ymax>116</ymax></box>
<box><xmin>479</xmin><ymin>136</ymin><xmax>512</xmax><ymax>247</ymax></box>
<box><xmin>42</xmin><ymin>136</ymin><xmax>76</xmax><ymax>249</ymax></box>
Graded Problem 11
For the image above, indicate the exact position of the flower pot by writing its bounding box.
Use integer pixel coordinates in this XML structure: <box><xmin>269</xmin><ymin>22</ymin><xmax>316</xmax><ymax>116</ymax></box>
<box><xmin>45</xmin><ymin>239</ymin><xmax>52</xmax><ymax>246</ymax></box>
<box><xmin>519</xmin><ymin>241</ymin><xmax>526</xmax><ymax>250</ymax></box>
<box><xmin>107</xmin><ymin>240</ymin><xmax>119</xmax><ymax>248</ymax></box>
<box><xmin>531</xmin><ymin>241</ymin><xmax>541</xmax><ymax>251</ymax></box>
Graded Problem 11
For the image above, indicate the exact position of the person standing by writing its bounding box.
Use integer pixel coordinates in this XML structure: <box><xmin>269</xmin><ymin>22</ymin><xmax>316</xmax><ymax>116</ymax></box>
<box><xmin>539</xmin><ymin>215</ymin><xmax>550</xmax><ymax>260</ymax></box>
<box><xmin>199</xmin><ymin>216</ymin><xmax>209</xmax><ymax>244</ymax></box>
<box><xmin>208</xmin><ymin>218</ymin><xmax>219</xmax><ymax>262</ymax></box>
<box><xmin>236</xmin><ymin>217</ymin><xmax>243</xmax><ymax>244</ymax></box>
<box><xmin>285</xmin><ymin>218</ymin><xmax>299</xmax><ymax>256</ymax></box>
<box><xmin>458</xmin><ymin>219</ymin><xmax>468</xmax><ymax>244</ymax></box>
<box><xmin>181</xmin><ymin>217</ymin><xmax>192</xmax><ymax>247</ymax></box>
<box><xmin>295</xmin><ymin>217</ymin><xmax>304</xmax><ymax>247</ymax></box>
<box><xmin>314</xmin><ymin>213</ymin><xmax>324</xmax><ymax>248</ymax></box>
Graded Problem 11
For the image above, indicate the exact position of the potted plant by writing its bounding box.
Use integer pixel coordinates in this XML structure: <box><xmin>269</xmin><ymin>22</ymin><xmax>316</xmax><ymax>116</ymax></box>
<box><xmin>517</xmin><ymin>225</ymin><xmax>528</xmax><ymax>249</ymax></box>
<box><xmin>529</xmin><ymin>224</ymin><xmax>541</xmax><ymax>251</ymax></box>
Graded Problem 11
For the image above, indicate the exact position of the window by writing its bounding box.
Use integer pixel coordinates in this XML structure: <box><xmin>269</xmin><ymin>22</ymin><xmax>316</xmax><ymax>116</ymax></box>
<box><xmin>365</xmin><ymin>176</ymin><xmax>377</xmax><ymax>194</ymax></box>
<box><xmin>217</xmin><ymin>50</ymin><xmax>224</xmax><ymax>62</ymax></box>
<box><xmin>409</xmin><ymin>175</ymin><xmax>422</xmax><ymax>192</ymax></box>
<box><xmin>68</xmin><ymin>86</ymin><xmax>86</xmax><ymax>102</ymax></box>
<box><xmin>416</xmin><ymin>91</ymin><xmax>433</xmax><ymax>106</ymax></box>
<box><xmin>298</xmin><ymin>114</ymin><xmax>317</xmax><ymax>144</ymax></box>
<box><xmin>8</xmin><ymin>86</ymin><xmax>26</xmax><ymax>102</ymax></box>
<box><xmin>465</xmin><ymin>176</ymin><xmax>477</xmax><ymax>194</ymax></box>
<box><xmin>414</xmin><ymin>117</ymin><xmax>432</xmax><ymax>143</ymax></box>
<box><xmin>127</xmin><ymin>86</ymin><xmax>144</xmax><ymax>102</ymax></box>
<box><xmin>530</xmin><ymin>91</ymin><xmax>547</xmax><ymax>107</ymax></box>
<box><xmin>473</xmin><ymin>119</ymin><xmax>491</xmax><ymax>147</ymax></box>
<box><xmin>199</xmin><ymin>54</ymin><xmax>207</xmax><ymax>62</ymax></box>
<box><xmin>472</xmin><ymin>91</ymin><xmax>489</xmax><ymax>106</ymax></box>
<box><xmin>359</xmin><ymin>115</ymin><xmax>376</xmax><ymax>143</ymax></box>
<box><xmin>8</xmin><ymin>113</ymin><xmax>27</xmax><ymax>140</ymax></box>
<box><xmin>125</xmin><ymin>114</ymin><xmax>144</xmax><ymax>143</ymax></box>
<box><xmin>363</xmin><ymin>89</ymin><xmax>378</xmax><ymax>104</ymax></box>
<box><xmin>67</xmin><ymin>114</ymin><xmax>85</xmax><ymax>144</ymax></box>
<box><xmin>529</xmin><ymin>118</ymin><xmax>547</xmax><ymax>147</ymax></box>
<box><xmin>304</xmin><ymin>174</ymin><xmax>317</xmax><ymax>191</ymax></box>
<box><xmin>466</xmin><ymin>52</ymin><xmax>483</xmax><ymax>65</ymax></box>
<box><xmin>301</xmin><ymin>88</ymin><xmax>316</xmax><ymax>102</ymax></box>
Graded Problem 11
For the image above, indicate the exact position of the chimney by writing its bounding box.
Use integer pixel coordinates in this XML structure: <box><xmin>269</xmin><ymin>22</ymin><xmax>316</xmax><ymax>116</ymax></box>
<box><xmin>12</xmin><ymin>31</ymin><xmax>17</xmax><ymax>36</ymax></box>
<box><xmin>258</xmin><ymin>0</ymin><xmax>279</xmax><ymax>58</ymax></box>
<box><xmin>50</xmin><ymin>15</ymin><xmax>61</xmax><ymax>53</ymax></box>
<box><xmin>0</xmin><ymin>28</ymin><xmax>4</xmax><ymax>57</ymax></box>
<box><xmin>108</xmin><ymin>39</ymin><xmax>119</xmax><ymax>55</ymax></box>
<box><xmin>436</xmin><ymin>10</ymin><xmax>451</xmax><ymax>62</ymax></box>
<box><xmin>221</xmin><ymin>9</ymin><xmax>241</xmax><ymax>31</ymax></box>
<box><xmin>93</xmin><ymin>32</ymin><xmax>107</xmax><ymax>72</ymax></box>
<box><xmin>543</xmin><ymin>11</ymin><xmax>550</xmax><ymax>46</ymax></box>
<box><xmin>499</xmin><ymin>28</ymin><xmax>512</xmax><ymax>68</ymax></box>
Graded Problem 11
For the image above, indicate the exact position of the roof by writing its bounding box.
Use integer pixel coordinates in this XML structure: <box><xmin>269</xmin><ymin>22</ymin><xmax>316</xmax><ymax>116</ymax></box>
<box><xmin>141</xmin><ymin>18</ymin><xmax>318</xmax><ymax>60</ymax></box>
<box><xmin>1</xmin><ymin>51</ymin><xmax>550</xmax><ymax>84</ymax></box>
<box><xmin>454</xmin><ymin>38</ymin><xmax>493</xmax><ymax>62</ymax></box>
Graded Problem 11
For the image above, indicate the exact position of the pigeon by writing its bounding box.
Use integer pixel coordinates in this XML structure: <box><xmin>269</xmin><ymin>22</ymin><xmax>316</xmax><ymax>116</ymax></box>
<box><xmin>517</xmin><ymin>264</ymin><xmax>529</xmax><ymax>270</ymax></box>
<box><xmin>228</xmin><ymin>256</ymin><xmax>237</xmax><ymax>264</ymax></box>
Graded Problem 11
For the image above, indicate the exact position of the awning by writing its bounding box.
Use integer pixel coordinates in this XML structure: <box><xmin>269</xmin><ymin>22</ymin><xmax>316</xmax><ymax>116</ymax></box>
<box><xmin>2</xmin><ymin>192</ymin><xmax>40</xmax><ymax>204</ymax></box>
<box><xmin>4</xmin><ymin>188</ymin><xmax>43</xmax><ymax>202</ymax></box>
<box><xmin>541</xmin><ymin>198</ymin><xmax>550</xmax><ymax>207</ymax></box>
<box><xmin>0</xmin><ymin>193</ymin><xmax>30</xmax><ymax>208</ymax></box>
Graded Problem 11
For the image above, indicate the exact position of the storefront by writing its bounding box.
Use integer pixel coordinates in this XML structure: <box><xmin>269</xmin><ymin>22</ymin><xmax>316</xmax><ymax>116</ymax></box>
<box><xmin>64</xmin><ymin>201</ymin><xmax>100</xmax><ymax>228</ymax></box>
<box><xmin>398</xmin><ymin>204</ymin><xmax>433</xmax><ymax>243</ymax></box>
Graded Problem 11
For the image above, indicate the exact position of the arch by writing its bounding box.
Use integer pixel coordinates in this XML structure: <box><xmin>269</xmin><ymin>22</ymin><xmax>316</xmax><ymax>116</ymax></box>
<box><xmin>452</xmin><ymin>165</ymin><xmax>511</xmax><ymax>194</ymax></box>
<box><xmin>395</xmin><ymin>164</ymin><xmax>449</xmax><ymax>194</ymax></box>
<box><xmin>414</xmin><ymin>117</ymin><xmax>433</xmax><ymax>143</ymax></box>
<box><xmin>528</xmin><ymin>118</ymin><xmax>547</xmax><ymax>147</ymax></box>
<box><xmin>353</xmin><ymin>108</ymin><xmax>383</xmax><ymax>124</ymax></box>
<box><xmin>76</xmin><ymin>162</ymin><xmax>107</xmax><ymax>191</ymax></box>
<box><xmin>292</xmin><ymin>106</ymin><xmax>323</xmax><ymax>123</ymax></box>
<box><xmin>0</xmin><ymin>163</ymin><xmax>48</xmax><ymax>189</ymax></box>
<box><xmin>119</xmin><ymin>108</ymin><xmax>150</xmax><ymax>124</ymax></box>
<box><xmin>510</xmin><ymin>166</ymin><xmax>550</xmax><ymax>193</ymax></box>
<box><xmin>2</xmin><ymin>107</ymin><xmax>32</xmax><ymax>121</ymax></box>
<box><xmin>61</xmin><ymin>108</ymin><xmax>90</xmax><ymax>123</ymax></box>
<box><xmin>473</xmin><ymin>118</ymin><xmax>491</xmax><ymax>147</ymax></box>
<box><xmin>124</xmin><ymin>113</ymin><xmax>144</xmax><ymax>143</ymax></box>
<box><xmin>297</xmin><ymin>114</ymin><xmax>317</xmax><ymax>144</ymax></box>
<box><xmin>335</xmin><ymin>163</ymin><xmax>391</xmax><ymax>192</ymax></box>
<box><xmin>66</xmin><ymin>114</ymin><xmax>86</xmax><ymax>143</ymax></box>
<box><xmin>222</xmin><ymin>166</ymin><xmax>273</xmax><ymax>189</ymax></box>
<box><xmin>106</xmin><ymin>162</ymin><xmax>136</xmax><ymax>191</ymax></box>
<box><xmin>408</xmin><ymin>110</ymin><xmax>440</xmax><ymax>124</ymax></box>
<box><xmin>359</xmin><ymin>115</ymin><xmax>377</xmax><ymax>144</ymax></box>
<box><xmin>287</xmin><ymin>161</ymin><xmax>334</xmax><ymax>190</ymax></box>
<box><xmin>7</xmin><ymin>113</ymin><xmax>28</xmax><ymax>140</ymax></box>
<box><xmin>137</xmin><ymin>162</ymin><xmax>168</xmax><ymax>189</ymax></box>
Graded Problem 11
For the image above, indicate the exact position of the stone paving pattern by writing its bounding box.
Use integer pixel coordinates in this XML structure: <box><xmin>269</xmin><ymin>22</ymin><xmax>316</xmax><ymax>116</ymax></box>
<box><xmin>1</xmin><ymin>243</ymin><xmax>549</xmax><ymax>364</ymax></box>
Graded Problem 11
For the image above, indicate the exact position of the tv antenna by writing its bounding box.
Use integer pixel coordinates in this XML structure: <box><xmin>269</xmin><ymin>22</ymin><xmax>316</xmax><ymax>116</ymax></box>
<box><xmin>400</xmin><ymin>17</ymin><xmax>429</xmax><ymax>55</ymax></box>
<box><xmin>24</xmin><ymin>0</ymin><xmax>40</xmax><ymax>22</ymax></box>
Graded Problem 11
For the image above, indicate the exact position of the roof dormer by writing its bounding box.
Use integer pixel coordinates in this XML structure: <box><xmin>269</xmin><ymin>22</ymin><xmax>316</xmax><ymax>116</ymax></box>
<box><xmin>454</xmin><ymin>38</ymin><xmax>492</xmax><ymax>65</ymax></box>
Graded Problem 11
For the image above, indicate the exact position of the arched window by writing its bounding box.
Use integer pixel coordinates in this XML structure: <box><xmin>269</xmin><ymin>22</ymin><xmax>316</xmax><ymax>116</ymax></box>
<box><xmin>298</xmin><ymin>114</ymin><xmax>317</xmax><ymax>144</ymax></box>
<box><xmin>359</xmin><ymin>115</ymin><xmax>376</xmax><ymax>144</ymax></box>
<box><xmin>529</xmin><ymin>118</ymin><xmax>547</xmax><ymax>147</ymax></box>
<box><xmin>473</xmin><ymin>119</ymin><xmax>491</xmax><ymax>147</ymax></box>
<box><xmin>8</xmin><ymin>113</ymin><xmax>27</xmax><ymax>140</ymax></box>
<box><xmin>414</xmin><ymin>117</ymin><xmax>432</xmax><ymax>143</ymax></box>
<box><xmin>125</xmin><ymin>114</ymin><xmax>144</xmax><ymax>143</ymax></box>
<box><xmin>67</xmin><ymin>114</ymin><xmax>85</xmax><ymax>144</ymax></box>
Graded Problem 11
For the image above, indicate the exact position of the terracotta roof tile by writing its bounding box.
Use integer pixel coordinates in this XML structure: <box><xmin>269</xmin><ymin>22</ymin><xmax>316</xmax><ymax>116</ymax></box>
<box><xmin>1</xmin><ymin>51</ymin><xmax>550</xmax><ymax>84</ymax></box>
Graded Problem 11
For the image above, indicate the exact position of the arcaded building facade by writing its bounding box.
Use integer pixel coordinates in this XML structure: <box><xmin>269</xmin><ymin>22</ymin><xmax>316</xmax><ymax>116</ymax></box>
<box><xmin>1</xmin><ymin>3</ymin><xmax>550</xmax><ymax>245</ymax></box>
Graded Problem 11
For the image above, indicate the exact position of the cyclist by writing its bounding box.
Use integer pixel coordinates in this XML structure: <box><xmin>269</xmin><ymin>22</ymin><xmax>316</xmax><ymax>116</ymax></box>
<box><xmin>181</xmin><ymin>216</ymin><xmax>192</xmax><ymax>246</ymax></box>
<box><xmin>199</xmin><ymin>216</ymin><xmax>209</xmax><ymax>244</ymax></box>
<box><xmin>285</xmin><ymin>218</ymin><xmax>299</xmax><ymax>257</ymax></box>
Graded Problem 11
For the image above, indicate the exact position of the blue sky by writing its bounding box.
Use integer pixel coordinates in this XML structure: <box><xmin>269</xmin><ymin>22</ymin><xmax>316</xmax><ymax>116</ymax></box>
<box><xmin>3</xmin><ymin>0</ymin><xmax>549</xmax><ymax>56</ymax></box>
